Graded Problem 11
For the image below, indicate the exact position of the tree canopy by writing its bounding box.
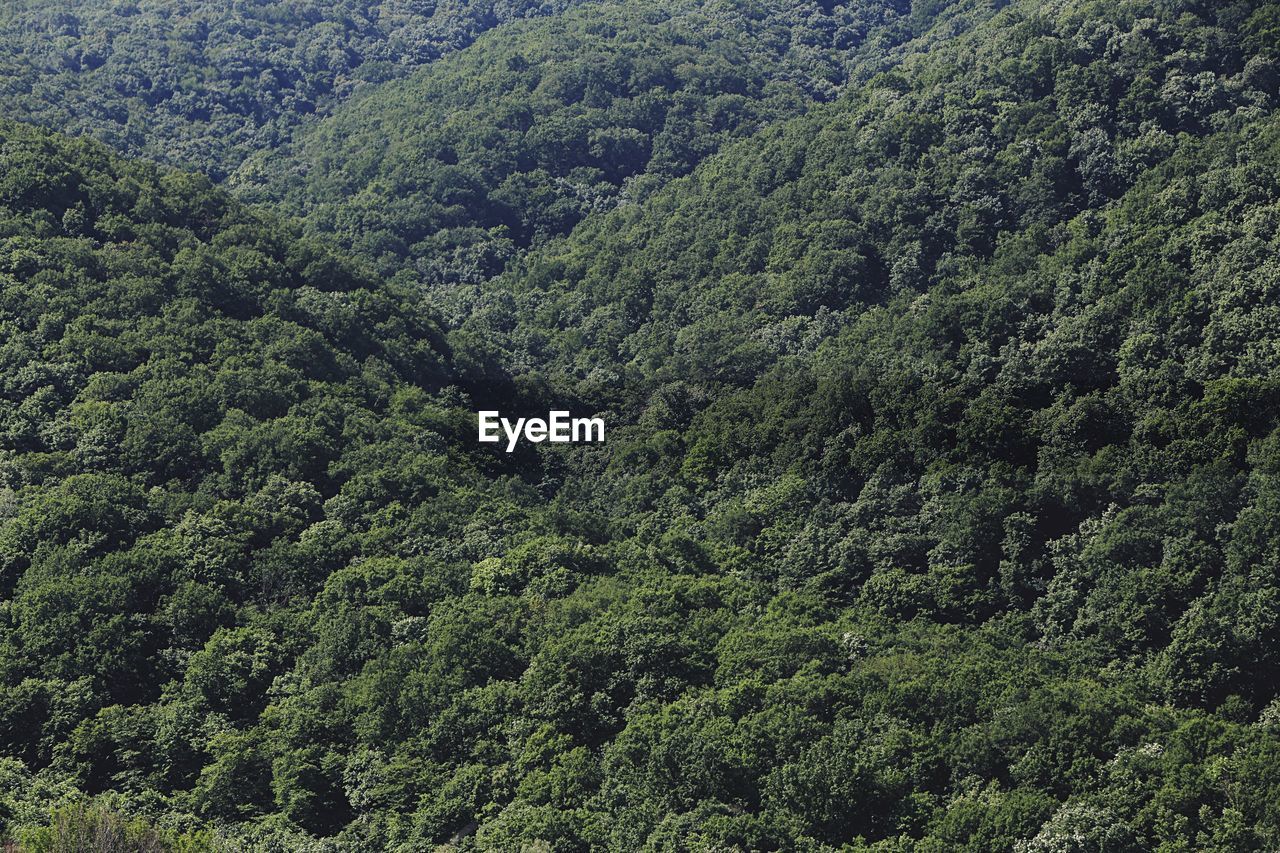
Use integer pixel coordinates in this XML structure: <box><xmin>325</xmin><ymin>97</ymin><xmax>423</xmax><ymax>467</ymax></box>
<box><xmin>4</xmin><ymin>0</ymin><xmax>1280</xmax><ymax>849</ymax></box>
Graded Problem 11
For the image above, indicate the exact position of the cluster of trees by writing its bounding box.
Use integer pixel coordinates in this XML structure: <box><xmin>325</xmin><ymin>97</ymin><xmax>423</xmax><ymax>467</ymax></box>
<box><xmin>251</xmin><ymin>0</ymin><xmax>937</xmax><ymax>286</ymax></box>
<box><xmin>474</xmin><ymin>0</ymin><xmax>1280</xmax><ymax>401</ymax></box>
<box><xmin>2</xmin><ymin>0</ymin><xmax>1280</xmax><ymax>849</ymax></box>
<box><xmin>0</xmin><ymin>0</ymin><xmax>589</xmax><ymax>180</ymax></box>
<box><xmin>0</xmin><ymin>120</ymin><xmax>549</xmax><ymax>846</ymax></box>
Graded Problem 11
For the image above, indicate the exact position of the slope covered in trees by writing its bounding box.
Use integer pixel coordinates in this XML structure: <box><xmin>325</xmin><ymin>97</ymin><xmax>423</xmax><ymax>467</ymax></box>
<box><xmin>0</xmin><ymin>0</ymin><xmax>591</xmax><ymax>180</ymax></box>
<box><xmin>250</xmin><ymin>0</ymin><xmax>946</xmax><ymax>281</ymax></box>
<box><xmin>4</xmin><ymin>0</ymin><xmax>1280</xmax><ymax>850</ymax></box>
<box><xmin>0</xmin><ymin>120</ymin><xmax>551</xmax><ymax>847</ymax></box>
<box><xmin>477</xmin><ymin>0</ymin><xmax>1280</xmax><ymax>403</ymax></box>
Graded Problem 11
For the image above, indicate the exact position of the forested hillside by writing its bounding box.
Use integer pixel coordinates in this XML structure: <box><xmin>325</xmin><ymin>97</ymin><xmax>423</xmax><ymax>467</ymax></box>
<box><xmin>0</xmin><ymin>0</ymin><xmax>590</xmax><ymax>179</ymax></box>
<box><xmin>478</xmin><ymin>0</ymin><xmax>1278</xmax><ymax>400</ymax></box>
<box><xmin>249</xmin><ymin>0</ymin><xmax>938</xmax><ymax>280</ymax></box>
<box><xmin>4</xmin><ymin>0</ymin><xmax>1280</xmax><ymax>850</ymax></box>
<box><xmin>0</xmin><ymin>120</ymin><xmax>548</xmax><ymax>847</ymax></box>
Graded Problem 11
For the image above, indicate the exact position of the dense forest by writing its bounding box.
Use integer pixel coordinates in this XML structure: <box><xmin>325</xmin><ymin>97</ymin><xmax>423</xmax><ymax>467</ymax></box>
<box><xmin>245</xmin><ymin>0</ymin><xmax>936</xmax><ymax>279</ymax></box>
<box><xmin>4</xmin><ymin>0</ymin><xmax>1280</xmax><ymax>849</ymax></box>
<box><xmin>0</xmin><ymin>0</ymin><xmax>591</xmax><ymax>180</ymax></box>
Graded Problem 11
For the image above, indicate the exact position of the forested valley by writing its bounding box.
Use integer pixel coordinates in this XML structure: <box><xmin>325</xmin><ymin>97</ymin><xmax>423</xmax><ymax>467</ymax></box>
<box><xmin>3</xmin><ymin>0</ymin><xmax>1280</xmax><ymax>850</ymax></box>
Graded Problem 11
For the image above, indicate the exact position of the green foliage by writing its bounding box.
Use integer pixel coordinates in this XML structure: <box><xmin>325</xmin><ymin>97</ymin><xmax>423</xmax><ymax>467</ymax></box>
<box><xmin>254</xmin><ymin>0</ymin><xmax>932</xmax><ymax>281</ymax></box>
<box><xmin>17</xmin><ymin>801</ymin><xmax>216</xmax><ymax>852</ymax></box>
<box><xmin>4</xmin><ymin>0</ymin><xmax>1280</xmax><ymax>850</ymax></box>
<box><xmin>0</xmin><ymin>0</ymin><xmax>592</xmax><ymax>180</ymax></box>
